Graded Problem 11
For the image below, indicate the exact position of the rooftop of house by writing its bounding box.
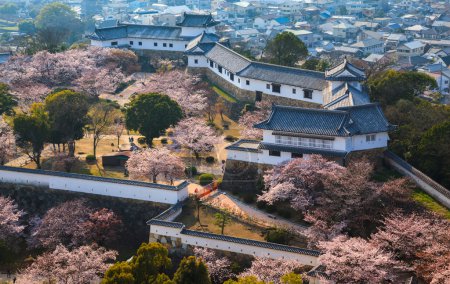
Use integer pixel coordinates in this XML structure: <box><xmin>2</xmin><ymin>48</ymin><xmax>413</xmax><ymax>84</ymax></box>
<box><xmin>351</xmin><ymin>38</ymin><xmax>383</xmax><ymax>48</ymax></box>
<box><xmin>254</xmin><ymin>103</ymin><xmax>395</xmax><ymax>137</ymax></box>
<box><xmin>176</xmin><ymin>13</ymin><xmax>219</xmax><ymax>27</ymax></box>
<box><xmin>88</xmin><ymin>24</ymin><xmax>185</xmax><ymax>41</ymax></box>
<box><xmin>400</xmin><ymin>40</ymin><xmax>426</xmax><ymax>49</ymax></box>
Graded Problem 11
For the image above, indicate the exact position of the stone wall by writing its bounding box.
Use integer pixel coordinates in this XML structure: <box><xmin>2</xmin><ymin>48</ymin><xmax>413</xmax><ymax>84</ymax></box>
<box><xmin>221</xmin><ymin>160</ymin><xmax>272</xmax><ymax>194</ymax></box>
<box><xmin>345</xmin><ymin>148</ymin><xmax>386</xmax><ymax>168</ymax></box>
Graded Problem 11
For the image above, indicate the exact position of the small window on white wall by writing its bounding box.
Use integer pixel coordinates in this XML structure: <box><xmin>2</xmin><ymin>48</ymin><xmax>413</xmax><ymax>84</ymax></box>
<box><xmin>194</xmin><ymin>59</ymin><xmax>198</xmax><ymax>64</ymax></box>
<box><xmin>366</xmin><ymin>134</ymin><xmax>376</xmax><ymax>142</ymax></box>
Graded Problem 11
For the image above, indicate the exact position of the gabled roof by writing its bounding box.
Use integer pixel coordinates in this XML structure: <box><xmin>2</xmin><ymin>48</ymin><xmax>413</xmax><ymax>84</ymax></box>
<box><xmin>176</xmin><ymin>13</ymin><xmax>219</xmax><ymax>27</ymax></box>
<box><xmin>237</xmin><ymin>62</ymin><xmax>326</xmax><ymax>90</ymax></box>
<box><xmin>254</xmin><ymin>104</ymin><xmax>394</xmax><ymax>137</ymax></box>
<box><xmin>185</xmin><ymin>32</ymin><xmax>220</xmax><ymax>54</ymax></box>
<box><xmin>351</xmin><ymin>38</ymin><xmax>383</xmax><ymax>48</ymax></box>
<box><xmin>88</xmin><ymin>24</ymin><xmax>184</xmax><ymax>41</ymax></box>
<box><xmin>401</xmin><ymin>40</ymin><xmax>425</xmax><ymax>49</ymax></box>
<box><xmin>205</xmin><ymin>43</ymin><xmax>251</xmax><ymax>73</ymax></box>
<box><xmin>325</xmin><ymin>59</ymin><xmax>366</xmax><ymax>81</ymax></box>
<box><xmin>323</xmin><ymin>83</ymin><xmax>370</xmax><ymax>109</ymax></box>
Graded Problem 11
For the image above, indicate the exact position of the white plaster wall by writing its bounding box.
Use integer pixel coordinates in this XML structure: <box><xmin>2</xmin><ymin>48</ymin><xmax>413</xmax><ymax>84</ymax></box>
<box><xmin>188</xmin><ymin>55</ymin><xmax>208</xmax><ymax>67</ymax></box>
<box><xmin>94</xmin><ymin>38</ymin><xmax>189</xmax><ymax>51</ymax></box>
<box><xmin>226</xmin><ymin>149</ymin><xmax>260</xmax><ymax>163</ymax></box>
<box><xmin>350</xmin><ymin>132</ymin><xmax>389</xmax><ymax>151</ymax></box>
<box><xmin>0</xmin><ymin>169</ymin><xmax>187</xmax><ymax>204</ymax></box>
<box><xmin>149</xmin><ymin>224</ymin><xmax>319</xmax><ymax>266</ymax></box>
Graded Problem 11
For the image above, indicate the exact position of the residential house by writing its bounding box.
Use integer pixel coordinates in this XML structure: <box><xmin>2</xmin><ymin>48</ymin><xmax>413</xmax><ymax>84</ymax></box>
<box><xmin>284</xmin><ymin>29</ymin><xmax>315</xmax><ymax>47</ymax></box>
<box><xmin>397</xmin><ymin>40</ymin><xmax>426</xmax><ymax>57</ymax></box>
<box><xmin>351</xmin><ymin>38</ymin><xmax>384</xmax><ymax>55</ymax></box>
<box><xmin>332</xmin><ymin>22</ymin><xmax>358</xmax><ymax>41</ymax></box>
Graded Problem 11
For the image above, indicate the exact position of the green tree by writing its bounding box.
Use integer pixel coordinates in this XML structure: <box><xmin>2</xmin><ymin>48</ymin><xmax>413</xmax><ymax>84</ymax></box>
<box><xmin>281</xmin><ymin>272</ymin><xmax>303</xmax><ymax>284</ymax></box>
<box><xmin>416</xmin><ymin>121</ymin><xmax>450</xmax><ymax>188</ymax></box>
<box><xmin>18</xmin><ymin>19</ymin><xmax>36</xmax><ymax>35</ymax></box>
<box><xmin>35</xmin><ymin>3</ymin><xmax>82</xmax><ymax>52</ymax></box>
<box><xmin>13</xmin><ymin>103</ymin><xmax>50</xmax><ymax>169</ymax></box>
<box><xmin>102</xmin><ymin>261</ymin><xmax>135</xmax><ymax>284</ymax></box>
<box><xmin>224</xmin><ymin>276</ymin><xmax>265</xmax><ymax>284</ymax></box>
<box><xmin>265</xmin><ymin>228</ymin><xmax>291</xmax><ymax>245</ymax></box>
<box><xmin>301</xmin><ymin>58</ymin><xmax>330</xmax><ymax>71</ymax></box>
<box><xmin>131</xmin><ymin>242</ymin><xmax>172</xmax><ymax>284</ymax></box>
<box><xmin>264</xmin><ymin>32</ymin><xmax>308</xmax><ymax>67</ymax></box>
<box><xmin>0</xmin><ymin>83</ymin><xmax>17</xmax><ymax>116</ymax></box>
<box><xmin>173</xmin><ymin>256</ymin><xmax>211</xmax><ymax>284</ymax></box>
<box><xmin>214</xmin><ymin>211</ymin><xmax>232</xmax><ymax>235</ymax></box>
<box><xmin>44</xmin><ymin>90</ymin><xmax>89</xmax><ymax>156</ymax></box>
<box><xmin>367</xmin><ymin>70</ymin><xmax>437</xmax><ymax>106</ymax></box>
<box><xmin>125</xmin><ymin>93</ymin><xmax>182</xmax><ymax>146</ymax></box>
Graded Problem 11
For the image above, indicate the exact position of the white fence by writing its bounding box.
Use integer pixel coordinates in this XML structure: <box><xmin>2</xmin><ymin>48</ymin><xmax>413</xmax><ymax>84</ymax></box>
<box><xmin>147</xmin><ymin>204</ymin><xmax>320</xmax><ymax>266</ymax></box>
<box><xmin>0</xmin><ymin>166</ymin><xmax>189</xmax><ymax>205</ymax></box>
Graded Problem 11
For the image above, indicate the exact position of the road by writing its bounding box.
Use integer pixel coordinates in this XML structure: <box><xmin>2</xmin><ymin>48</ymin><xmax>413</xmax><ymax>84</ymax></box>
<box><xmin>203</xmin><ymin>191</ymin><xmax>308</xmax><ymax>233</ymax></box>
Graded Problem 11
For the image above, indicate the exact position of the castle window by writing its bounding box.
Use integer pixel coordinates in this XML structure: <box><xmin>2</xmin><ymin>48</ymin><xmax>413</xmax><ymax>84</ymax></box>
<box><xmin>169</xmin><ymin>43</ymin><xmax>173</xmax><ymax>47</ymax></box>
<box><xmin>138</xmin><ymin>42</ymin><xmax>142</xmax><ymax>46</ymax></box>
<box><xmin>154</xmin><ymin>42</ymin><xmax>158</xmax><ymax>46</ymax></box>
<box><xmin>129</xmin><ymin>41</ymin><xmax>134</xmax><ymax>45</ymax></box>
<box><xmin>218</xmin><ymin>66</ymin><xmax>223</xmax><ymax>73</ymax></box>
<box><xmin>303</xmin><ymin>89</ymin><xmax>313</xmax><ymax>99</ymax></box>
<box><xmin>194</xmin><ymin>59</ymin><xmax>198</xmax><ymax>64</ymax></box>
<box><xmin>163</xmin><ymin>43</ymin><xmax>167</xmax><ymax>47</ymax></box>
<box><xmin>209</xmin><ymin>60</ymin><xmax>214</xmax><ymax>68</ymax></box>
<box><xmin>111</xmin><ymin>41</ymin><xmax>118</xmax><ymax>46</ymax></box>
<box><xmin>272</xmin><ymin>84</ymin><xmax>281</xmax><ymax>93</ymax></box>
<box><xmin>366</xmin><ymin>134</ymin><xmax>376</xmax><ymax>142</ymax></box>
<box><xmin>230</xmin><ymin>73</ymin><xmax>234</xmax><ymax>81</ymax></box>
<box><xmin>292</xmin><ymin>88</ymin><xmax>296</xmax><ymax>94</ymax></box>
<box><xmin>269</xmin><ymin>150</ymin><xmax>281</xmax><ymax>157</ymax></box>
<box><xmin>266</xmin><ymin>84</ymin><xmax>270</xmax><ymax>89</ymax></box>
<box><xmin>292</xmin><ymin>152</ymin><xmax>303</xmax><ymax>158</ymax></box>
<box><xmin>246</xmin><ymin>80</ymin><xmax>250</xmax><ymax>85</ymax></box>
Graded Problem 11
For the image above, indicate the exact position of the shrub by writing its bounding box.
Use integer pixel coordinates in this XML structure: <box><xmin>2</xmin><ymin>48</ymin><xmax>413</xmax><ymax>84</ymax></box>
<box><xmin>137</xmin><ymin>137</ymin><xmax>146</xmax><ymax>145</ymax></box>
<box><xmin>161</xmin><ymin>138</ymin><xmax>168</xmax><ymax>144</ymax></box>
<box><xmin>205</xmin><ymin>156</ymin><xmax>215</xmax><ymax>163</ymax></box>
<box><xmin>277</xmin><ymin>207</ymin><xmax>292</xmax><ymax>219</ymax></box>
<box><xmin>185</xmin><ymin>166</ymin><xmax>198</xmax><ymax>177</ymax></box>
<box><xmin>265</xmin><ymin>228</ymin><xmax>291</xmax><ymax>245</ymax></box>
<box><xmin>256</xmin><ymin>201</ymin><xmax>266</xmax><ymax>210</ymax></box>
<box><xmin>85</xmin><ymin>155</ymin><xmax>96</xmax><ymax>162</ymax></box>
<box><xmin>224</xmin><ymin>135</ymin><xmax>238</xmax><ymax>142</ymax></box>
<box><xmin>199</xmin><ymin>173</ymin><xmax>214</xmax><ymax>186</ymax></box>
<box><xmin>242</xmin><ymin>193</ymin><xmax>256</xmax><ymax>204</ymax></box>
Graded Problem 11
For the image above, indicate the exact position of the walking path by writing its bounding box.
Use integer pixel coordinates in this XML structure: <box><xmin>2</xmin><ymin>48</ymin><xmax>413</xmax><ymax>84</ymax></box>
<box><xmin>203</xmin><ymin>191</ymin><xmax>308</xmax><ymax>232</ymax></box>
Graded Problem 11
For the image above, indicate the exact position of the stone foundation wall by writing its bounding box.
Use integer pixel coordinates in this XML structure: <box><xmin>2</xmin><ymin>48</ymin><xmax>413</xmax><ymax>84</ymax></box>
<box><xmin>345</xmin><ymin>148</ymin><xmax>386</xmax><ymax>168</ymax></box>
<box><xmin>221</xmin><ymin>159</ymin><xmax>272</xmax><ymax>194</ymax></box>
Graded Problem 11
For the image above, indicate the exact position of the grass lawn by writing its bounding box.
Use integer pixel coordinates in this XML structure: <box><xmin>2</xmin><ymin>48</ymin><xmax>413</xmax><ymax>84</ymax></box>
<box><xmin>212</xmin><ymin>85</ymin><xmax>238</xmax><ymax>103</ymax></box>
<box><xmin>412</xmin><ymin>189</ymin><xmax>450</xmax><ymax>220</ymax></box>
<box><xmin>176</xmin><ymin>200</ymin><xmax>266</xmax><ymax>241</ymax></box>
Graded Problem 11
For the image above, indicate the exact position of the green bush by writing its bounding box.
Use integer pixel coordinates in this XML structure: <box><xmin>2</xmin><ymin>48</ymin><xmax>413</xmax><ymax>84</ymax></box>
<box><xmin>199</xmin><ymin>173</ymin><xmax>214</xmax><ymax>186</ymax></box>
<box><xmin>277</xmin><ymin>208</ymin><xmax>292</xmax><ymax>219</ymax></box>
<box><xmin>242</xmin><ymin>193</ymin><xmax>256</xmax><ymax>204</ymax></box>
<box><xmin>161</xmin><ymin>138</ymin><xmax>168</xmax><ymax>144</ymax></box>
<box><xmin>265</xmin><ymin>228</ymin><xmax>291</xmax><ymax>245</ymax></box>
<box><xmin>85</xmin><ymin>154</ymin><xmax>96</xmax><ymax>162</ymax></box>
<box><xmin>185</xmin><ymin>166</ymin><xmax>198</xmax><ymax>177</ymax></box>
<box><xmin>137</xmin><ymin>137</ymin><xmax>146</xmax><ymax>145</ymax></box>
<box><xmin>225</xmin><ymin>135</ymin><xmax>238</xmax><ymax>142</ymax></box>
<box><xmin>205</xmin><ymin>156</ymin><xmax>215</xmax><ymax>163</ymax></box>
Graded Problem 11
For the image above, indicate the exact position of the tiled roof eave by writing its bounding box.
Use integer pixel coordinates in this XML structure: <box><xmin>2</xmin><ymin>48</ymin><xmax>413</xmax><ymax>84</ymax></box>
<box><xmin>259</xmin><ymin>142</ymin><xmax>348</xmax><ymax>157</ymax></box>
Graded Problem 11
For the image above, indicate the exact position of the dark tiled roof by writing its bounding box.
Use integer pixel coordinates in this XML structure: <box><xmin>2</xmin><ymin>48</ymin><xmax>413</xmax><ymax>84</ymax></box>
<box><xmin>181</xmin><ymin>229</ymin><xmax>321</xmax><ymax>256</ymax></box>
<box><xmin>237</xmin><ymin>62</ymin><xmax>326</xmax><ymax>90</ymax></box>
<box><xmin>255</xmin><ymin>104</ymin><xmax>394</xmax><ymax>136</ymax></box>
<box><xmin>176</xmin><ymin>13</ymin><xmax>219</xmax><ymax>27</ymax></box>
<box><xmin>147</xmin><ymin>219</ymin><xmax>185</xmax><ymax>228</ymax></box>
<box><xmin>205</xmin><ymin>43</ymin><xmax>251</xmax><ymax>73</ymax></box>
<box><xmin>152</xmin><ymin>202</ymin><xmax>183</xmax><ymax>221</ymax></box>
<box><xmin>0</xmin><ymin>165</ymin><xmax>188</xmax><ymax>191</ymax></box>
<box><xmin>185</xmin><ymin>32</ymin><xmax>220</xmax><ymax>54</ymax></box>
<box><xmin>259</xmin><ymin>142</ymin><xmax>347</xmax><ymax>157</ymax></box>
<box><xmin>225</xmin><ymin>139</ymin><xmax>261</xmax><ymax>153</ymax></box>
<box><xmin>323</xmin><ymin>83</ymin><xmax>370</xmax><ymax>109</ymax></box>
<box><xmin>88</xmin><ymin>25</ymin><xmax>186</xmax><ymax>41</ymax></box>
<box><xmin>325</xmin><ymin>59</ymin><xmax>366</xmax><ymax>81</ymax></box>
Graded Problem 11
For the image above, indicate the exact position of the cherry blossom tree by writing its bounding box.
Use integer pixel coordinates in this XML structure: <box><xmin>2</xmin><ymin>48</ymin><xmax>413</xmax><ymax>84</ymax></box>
<box><xmin>29</xmin><ymin>199</ymin><xmax>122</xmax><ymax>249</ymax></box>
<box><xmin>258</xmin><ymin>156</ymin><xmax>413</xmax><ymax>243</ymax></box>
<box><xmin>318</xmin><ymin>236</ymin><xmax>404</xmax><ymax>283</ymax></box>
<box><xmin>126</xmin><ymin>148</ymin><xmax>185</xmax><ymax>184</ymax></box>
<box><xmin>0</xmin><ymin>47</ymin><xmax>132</xmax><ymax>104</ymax></box>
<box><xmin>0</xmin><ymin>119</ymin><xmax>15</xmax><ymax>165</ymax></box>
<box><xmin>193</xmin><ymin>247</ymin><xmax>235</xmax><ymax>284</ymax></box>
<box><xmin>173</xmin><ymin>117</ymin><xmax>220</xmax><ymax>159</ymax></box>
<box><xmin>51</xmin><ymin>153</ymin><xmax>79</xmax><ymax>172</ymax></box>
<box><xmin>0</xmin><ymin>196</ymin><xmax>24</xmax><ymax>242</ymax></box>
<box><xmin>238</xmin><ymin>101</ymin><xmax>272</xmax><ymax>139</ymax></box>
<box><xmin>133</xmin><ymin>70</ymin><xmax>208</xmax><ymax>116</ymax></box>
<box><xmin>17</xmin><ymin>244</ymin><xmax>117</xmax><ymax>284</ymax></box>
<box><xmin>239</xmin><ymin>257</ymin><xmax>302</xmax><ymax>284</ymax></box>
